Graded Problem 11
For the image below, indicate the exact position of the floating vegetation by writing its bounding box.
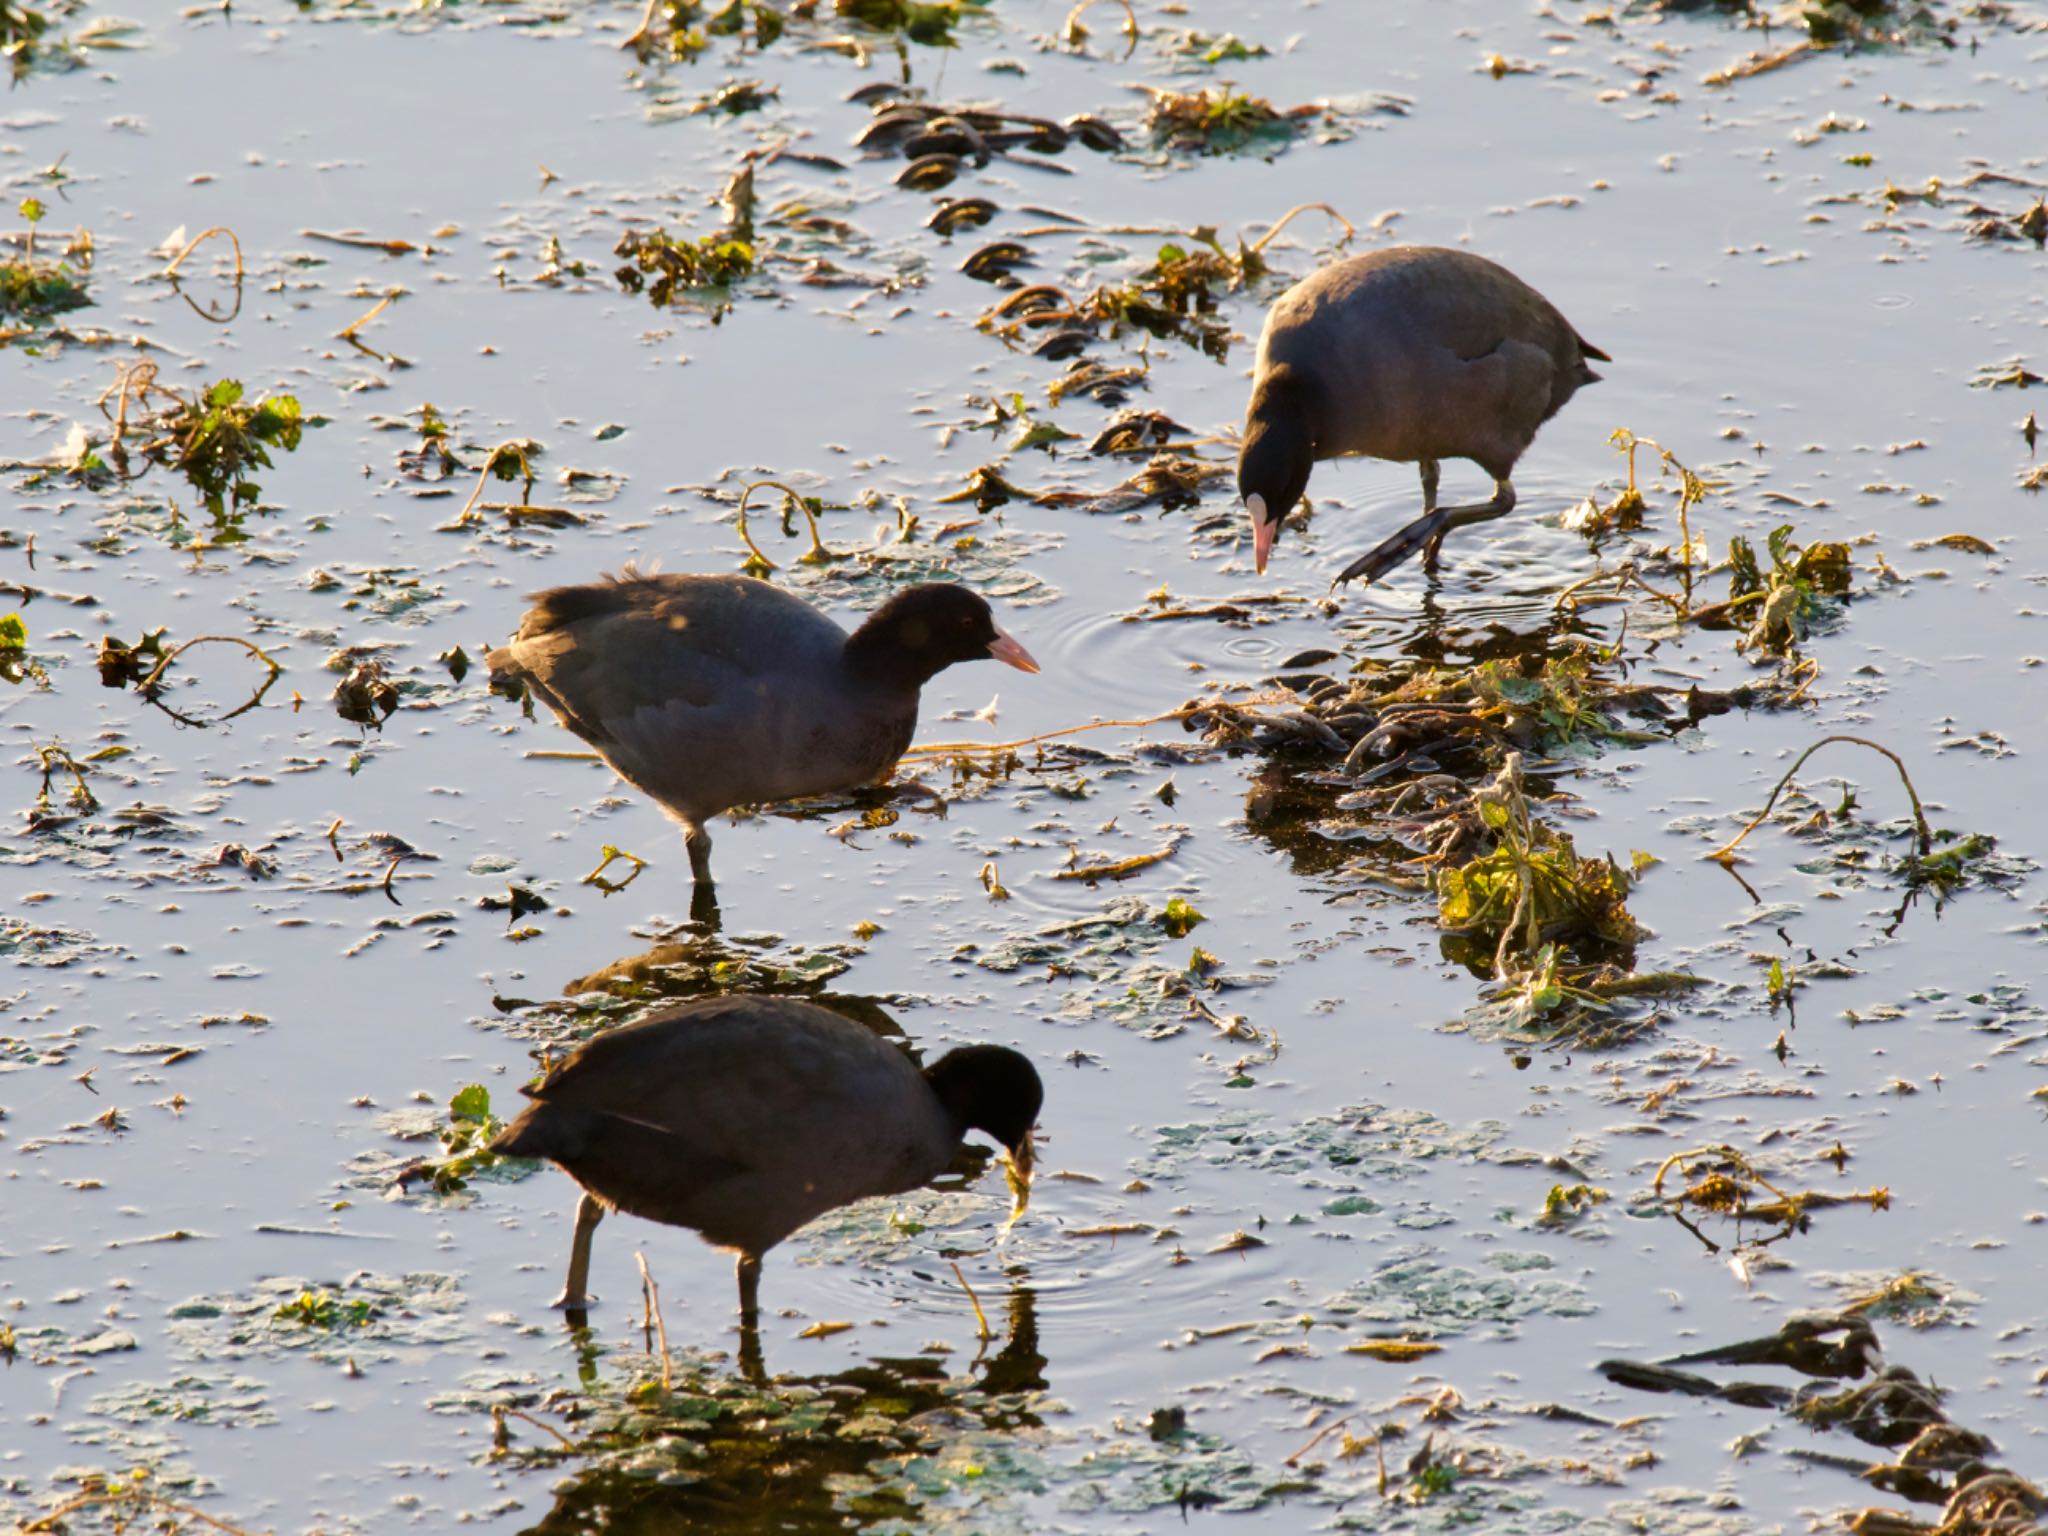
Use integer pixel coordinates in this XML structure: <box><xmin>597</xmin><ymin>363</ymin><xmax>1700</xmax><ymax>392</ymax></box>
<box><xmin>1725</xmin><ymin>523</ymin><xmax>1853</xmax><ymax>656</ymax></box>
<box><xmin>0</xmin><ymin>610</ymin><xmax>40</xmax><ymax>686</ymax></box>
<box><xmin>614</xmin><ymin>224</ymin><xmax>757</xmax><ymax>309</ymax></box>
<box><xmin>836</xmin><ymin>0</ymin><xmax>989</xmax><ymax>47</ymax></box>
<box><xmin>0</xmin><ymin>197</ymin><xmax>91</xmax><ymax>328</ymax></box>
<box><xmin>96</xmin><ymin>632</ymin><xmax>282</xmax><ymax>729</ymax></box>
<box><xmin>394</xmin><ymin>1085</ymin><xmax>535</xmax><ymax>1196</ymax></box>
<box><xmin>1133</xmin><ymin>84</ymin><xmax>1323</xmax><ymax>156</ymax></box>
<box><xmin>271</xmin><ymin>1287</ymin><xmax>379</xmax><ymax>1331</ymax></box>
<box><xmin>1649</xmin><ymin>1143</ymin><xmax>1889</xmax><ymax>1267</ymax></box>
<box><xmin>852</xmin><ymin>91</ymin><xmax>1124</xmax><ymax>181</ymax></box>
<box><xmin>1604</xmin><ymin>1312</ymin><xmax>2046</xmax><ymax>1534</ymax></box>
<box><xmin>1435</xmin><ymin>756</ymin><xmax>1642</xmax><ymax>974</ymax></box>
<box><xmin>78</xmin><ymin>364</ymin><xmax>315</xmax><ymax>538</ymax></box>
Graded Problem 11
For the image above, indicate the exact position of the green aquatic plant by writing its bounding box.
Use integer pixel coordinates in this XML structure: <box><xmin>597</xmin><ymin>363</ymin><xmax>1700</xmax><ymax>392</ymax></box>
<box><xmin>1435</xmin><ymin>755</ymin><xmax>1641</xmax><ymax>976</ymax></box>
<box><xmin>836</xmin><ymin>0</ymin><xmax>987</xmax><ymax>46</ymax></box>
<box><xmin>1136</xmin><ymin>83</ymin><xmax>1315</xmax><ymax>155</ymax></box>
<box><xmin>272</xmin><ymin>1287</ymin><xmax>379</xmax><ymax>1331</ymax></box>
<box><xmin>1725</xmin><ymin>523</ymin><xmax>1852</xmax><ymax>655</ymax></box>
<box><xmin>0</xmin><ymin>611</ymin><xmax>39</xmax><ymax>686</ymax></box>
<box><xmin>119</xmin><ymin>377</ymin><xmax>311</xmax><ymax>529</ymax></box>
<box><xmin>398</xmin><ymin>1084</ymin><xmax>534</xmax><ymax>1195</ymax></box>
<box><xmin>1</xmin><ymin>197</ymin><xmax>90</xmax><ymax>324</ymax></box>
<box><xmin>614</xmin><ymin>224</ymin><xmax>756</xmax><ymax>308</ymax></box>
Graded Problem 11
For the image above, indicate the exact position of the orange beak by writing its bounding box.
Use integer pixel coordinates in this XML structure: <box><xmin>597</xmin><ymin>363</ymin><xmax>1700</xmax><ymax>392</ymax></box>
<box><xmin>988</xmin><ymin>625</ymin><xmax>1040</xmax><ymax>674</ymax></box>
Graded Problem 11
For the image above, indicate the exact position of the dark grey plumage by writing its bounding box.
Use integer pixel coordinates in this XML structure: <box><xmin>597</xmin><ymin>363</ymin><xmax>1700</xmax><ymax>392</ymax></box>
<box><xmin>1238</xmin><ymin>246</ymin><xmax>1610</xmax><ymax>585</ymax></box>
<box><xmin>489</xmin><ymin>994</ymin><xmax>1043</xmax><ymax>1324</ymax></box>
<box><xmin>487</xmin><ymin>572</ymin><xmax>1038</xmax><ymax>885</ymax></box>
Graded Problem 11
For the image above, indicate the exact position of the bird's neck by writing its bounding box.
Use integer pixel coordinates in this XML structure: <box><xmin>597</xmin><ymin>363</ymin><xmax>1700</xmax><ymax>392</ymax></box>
<box><xmin>842</xmin><ymin>612</ymin><xmax>936</xmax><ymax>694</ymax></box>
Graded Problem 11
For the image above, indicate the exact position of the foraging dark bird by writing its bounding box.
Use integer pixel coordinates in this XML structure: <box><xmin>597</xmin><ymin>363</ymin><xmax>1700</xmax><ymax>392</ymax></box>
<box><xmin>487</xmin><ymin>572</ymin><xmax>1039</xmax><ymax>887</ymax></box>
<box><xmin>487</xmin><ymin>995</ymin><xmax>1043</xmax><ymax>1325</ymax></box>
<box><xmin>1238</xmin><ymin>246</ymin><xmax>1610</xmax><ymax>586</ymax></box>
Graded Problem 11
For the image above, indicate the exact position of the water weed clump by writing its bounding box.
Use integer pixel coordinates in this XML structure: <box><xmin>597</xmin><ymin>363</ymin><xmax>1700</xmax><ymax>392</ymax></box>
<box><xmin>92</xmin><ymin>367</ymin><xmax>314</xmax><ymax>537</ymax></box>
<box><xmin>1134</xmin><ymin>84</ymin><xmax>1317</xmax><ymax>155</ymax></box>
<box><xmin>614</xmin><ymin>225</ymin><xmax>757</xmax><ymax>309</ymax></box>
<box><xmin>0</xmin><ymin>197</ymin><xmax>91</xmax><ymax>327</ymax></box>
<box><xmin>396</xmin><ymin>1085</ymin><xmax>534</xmax><ymax>1196</ymax></box>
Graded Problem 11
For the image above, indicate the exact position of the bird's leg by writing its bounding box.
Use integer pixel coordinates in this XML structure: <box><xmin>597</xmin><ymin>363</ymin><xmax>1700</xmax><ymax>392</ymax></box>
<box><xmin>551</xmin><ymin>1192</ymin><xmax>606</xmax><ymax>1309</ymax></box>
<box><xmin>1421</xmin><ymin>478</ymin><xmax>1516</xmax><ymax>573</ymax></box>
<box><xmin>683</xmin><ymin>823</ymin><xmax>715</xmax><ymax>885</ymax></box>
<box><xmin>688</xmin><ymin>880</ymin><xmax>722</xmax><ymax>932</ymax></box>
<box><xmin>736</xmin><ymin>1252</ymin><xmax>762</xmax><ymax>1329</ymax></box>
<box><xmin>1334</xmin><ymin>475</ymin><xmax>1513</xmax><ymax>589</ymax></box>
<box><xmin>1419</xmin><ymin>458</ymin><xmax>1440</xmax><ymax>515</ymax></box>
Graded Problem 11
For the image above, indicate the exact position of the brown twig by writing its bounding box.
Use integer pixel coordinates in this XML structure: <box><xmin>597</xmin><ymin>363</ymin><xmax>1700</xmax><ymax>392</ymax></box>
<box><xmin>900</xmin><ymin>703</ymin><xmax>1215</xmax><ymax>761</ymax></box>
<box><xmin>337</xmin><ymin>291</ymin><xmax>398</xmax><ymax>342</ymax></box>
<box><xmin>21</xmin><ymin>1487</ymin><xmax>266</xmax><ymax>1536</ymax></box>
<box><xmin>950</xmin><ymin>1261</ymin><xmax>993</xmax><ymax>1343</ymax></box>
<box><xmin>1283</xmin><ymin>1412</ymin><xmax>1356</xmax><ymax>1467</ymax></box>
<box><xmin>635</xmin><ymin>1250</ymin><xmax>672</xmax><ymax>1392</ymax></box>
<box><xmin>491</xmin><ymin>1403</ymin><xmax>577</xmax><ymax>1454</ymax></box>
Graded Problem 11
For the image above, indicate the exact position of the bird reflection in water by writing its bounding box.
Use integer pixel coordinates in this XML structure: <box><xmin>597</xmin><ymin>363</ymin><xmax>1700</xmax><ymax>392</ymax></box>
<box><xmin>517</xmin><ymin>1285</ymin><xmax>1049</xmax><ymax>1536</ymax></box>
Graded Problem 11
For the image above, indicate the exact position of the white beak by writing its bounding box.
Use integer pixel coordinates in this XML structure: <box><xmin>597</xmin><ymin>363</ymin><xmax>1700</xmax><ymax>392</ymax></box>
<box><xmin>1247</xmin><ymin>493</ymin><xmax>1275</xmax><ymax>575</ymax></box>
<box><xmin>987</xmin><ymin>623</ymin><xmax>1041</xmax><ymax>674</ymax></box>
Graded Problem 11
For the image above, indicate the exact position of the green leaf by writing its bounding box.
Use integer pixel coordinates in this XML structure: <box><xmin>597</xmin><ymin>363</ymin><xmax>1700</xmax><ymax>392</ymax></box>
<box><xmin>0</xmin><ymin>613</ymin><xmax>25</xmax><ymax>650</ymax></box>
<box><xmin>449</xmin><ymin>1084</ymin><xmax>491</xmax><ymax>1123</ymax></box>
<box><xmin>1159</xmin><ymin>896</ymin><xmax>1206</xmax><ymax>938</ymax></box>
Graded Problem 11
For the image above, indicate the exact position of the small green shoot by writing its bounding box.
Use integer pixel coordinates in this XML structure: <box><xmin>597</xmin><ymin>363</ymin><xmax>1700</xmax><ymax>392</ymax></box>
<box><xmin>272</xmin><ymin>1287</ymin><xmax>379</xmax><ymax>1331</ymax></box>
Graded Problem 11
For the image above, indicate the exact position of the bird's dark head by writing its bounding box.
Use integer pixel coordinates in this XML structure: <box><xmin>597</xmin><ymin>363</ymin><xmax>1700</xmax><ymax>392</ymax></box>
<box><xmin>925</xmin><ymin>1043</ymin><xmax>1043</xmax><ymax>1166</ymax></box>
<box><xmin>847</xmin><ymin>583</ymin><xmax>1039</xmax><ymax>689</ymax></box>
<box><xmin>1239</xmin><ymin>368</ymin><xmax>1318</xmax><ymax>575</ymax></box>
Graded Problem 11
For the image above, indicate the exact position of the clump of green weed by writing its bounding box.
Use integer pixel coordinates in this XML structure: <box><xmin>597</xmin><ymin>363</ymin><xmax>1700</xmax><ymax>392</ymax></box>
<box><xmin>1726</xmin><ymin>523</ymin><xmax>1852</xmax><ymax>655</ymax></box>
<box><xmin>0</xmin><ymin>611</ymin><xmax>40</xmax><ymax>686</ymax></box>
<box><xmin>399</xmin><ymin>1085</ymin><xmax>533</xmax><ymax>1195</ymax></box>
<box><xmin>150</xmin><ymin>380</ymin><xmax>306</xmax><ymax>522</ymax></box>
<box><xmin>272</xmin><ymin>1287</ymin><xmax>379</xmax><ymax>1330</ymax></box>
<box><xmin>1</xmin><ymin>196</ymin><xmax>91</xmax><ymax>324</ymax></box>
<box><xmin>614</xmin><ymin>226</ymin><xmax>756</xmax><ymax>308</ymax></box>
<box><xmin>836</xmin><ymin>0</ymin><xmax>986</xmax><ymax>46</ymax></box>
<box><xmin>1436</xmin><ymin>755</ymin><xmax>1642</xmax><ymax>975</ymax></box>
<box><xmin>1137</xmin><ymin>84</ymin><xmax>1313</xmax><ymax>155</ymax></box>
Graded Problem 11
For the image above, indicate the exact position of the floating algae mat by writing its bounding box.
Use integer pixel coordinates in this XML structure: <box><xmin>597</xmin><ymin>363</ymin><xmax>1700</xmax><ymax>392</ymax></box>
<box><xmin>4</xmin><ymin>0</ymin><xmax>2048</xmax><ymax>1532</ymax></box>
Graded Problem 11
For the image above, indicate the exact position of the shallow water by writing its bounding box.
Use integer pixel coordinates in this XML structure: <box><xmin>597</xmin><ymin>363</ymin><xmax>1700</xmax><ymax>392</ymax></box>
<box><xmin>3</xmin><ymin>0</ymin><xmax>2047</xmax><ymax>1530</ymax></box>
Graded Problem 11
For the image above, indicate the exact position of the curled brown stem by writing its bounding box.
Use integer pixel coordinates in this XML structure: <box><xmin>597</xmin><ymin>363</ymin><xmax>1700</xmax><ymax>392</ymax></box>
<box><xmin>734</xmin><ymin>479</ymin><xmax>835</xmax><ymax>573</ymax></box>
<box><xmin>1061</xmin><ymin>0</ymin><xmax>1138</xmax><ymax>58</ymax></box>
<box><xmin>135</xmin><ymin>634</ymin><xmax>283</xmax><ymax>727</ymax></box>
<box><xmin>1705</xmin><ymin>735</ymin><xmax>1932</xmax><ymax>864</ymax></box>
<box><xmin>1246</xmin><ymin>202</ymin><xmax>1357</xmax><ymax>257</ymax></box>
<box><xmin>161</xmin><ymin>225</ymin><xmax>245</xmax><ymax>324</ymax></box>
